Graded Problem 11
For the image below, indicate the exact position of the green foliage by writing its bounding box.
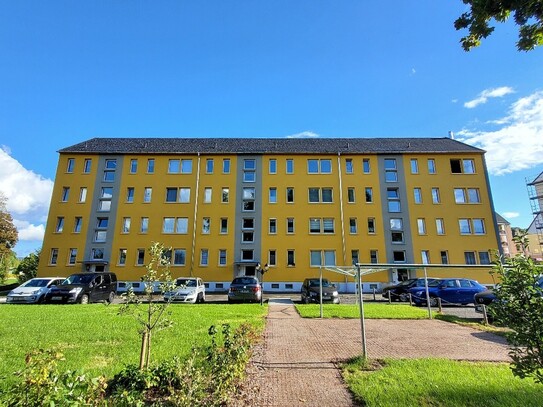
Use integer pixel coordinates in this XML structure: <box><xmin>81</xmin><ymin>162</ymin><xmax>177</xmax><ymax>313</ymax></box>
<box><xmin>16</xmin><ymin>250</ymin><xmax>41</xmax><ymax>283</ymax></box>
<box><xmin>455</xmin><ymin>0</ymin><xmax>543</xmax><ymax>51</ymax></box>
<box><xmin>492</xmin><ymin>255</ymin><xmax>543</xmax><ymax>383</ymax></box>
<box><xmin>118</xmin><ymin>241</ymin><xmax>177</xmax><ymax>369</ymax></box>
<box><xmin>1</xmin><ymin>348</ymin><xmax>107</xmax><ymax>406</ymax></box>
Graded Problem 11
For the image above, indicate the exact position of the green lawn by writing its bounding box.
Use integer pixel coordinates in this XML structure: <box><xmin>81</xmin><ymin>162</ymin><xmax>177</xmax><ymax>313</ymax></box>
<box><xmin>296</xmin><ymin>303</ymin><xmax>436</xmax><ymax>319</ymax></box>
<box><xmin>343</xmin><ymin>358</ymin><xmax>542</xmax><ymax>407</ymax></box>
<box><xmin>0</xmin><ymin>303</ymin><xmax>266</xmax><ymax>386</ymax></box>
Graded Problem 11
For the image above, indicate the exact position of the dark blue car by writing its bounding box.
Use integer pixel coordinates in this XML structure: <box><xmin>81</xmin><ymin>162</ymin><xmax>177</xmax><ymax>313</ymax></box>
<box><xmin>409</xmin><ymin>278</ymin><xmax>487</xmax><ymax>307</ymax></box>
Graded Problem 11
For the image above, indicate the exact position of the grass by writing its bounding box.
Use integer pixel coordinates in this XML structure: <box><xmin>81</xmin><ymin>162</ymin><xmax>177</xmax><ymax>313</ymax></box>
<box><xmin>0</xmin><ymin>303</ymin><xmax>266</xmax><ymax>386</ymax></box>
<box><xmin>343</xmin><ymin>357</ymin><xmax>542</xmax><ymax>406</ymax></box>
<box><xmin>296</xmin><ymin>303</ymin><xmax>436</xmax><ymax>319</ymax></box>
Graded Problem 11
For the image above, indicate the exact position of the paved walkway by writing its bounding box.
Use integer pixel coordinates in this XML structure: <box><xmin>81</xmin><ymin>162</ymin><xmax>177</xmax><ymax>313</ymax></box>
<box><xmin>230</xmin><ymin>299</ymin><xmax>511</xmax><ymax>407</ymax></box>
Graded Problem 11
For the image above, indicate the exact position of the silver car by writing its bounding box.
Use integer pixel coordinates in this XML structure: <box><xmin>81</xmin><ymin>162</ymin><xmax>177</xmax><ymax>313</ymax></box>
<box><xmin>6</xmin><ymin>277</ymin><xmax>65</xmax><ymax>304</ymax></box>
<box><xmin>164</xmin><ymin>277</ymin><xmax>206</xmax><ymax>303</ymax></box>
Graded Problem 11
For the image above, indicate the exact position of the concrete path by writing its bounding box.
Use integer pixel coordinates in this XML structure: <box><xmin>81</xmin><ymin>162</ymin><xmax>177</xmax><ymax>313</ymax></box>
<box><xmin>229</xmin><ymin>299</ymin><xmax>511</xmax><ymax>407</ymax></box>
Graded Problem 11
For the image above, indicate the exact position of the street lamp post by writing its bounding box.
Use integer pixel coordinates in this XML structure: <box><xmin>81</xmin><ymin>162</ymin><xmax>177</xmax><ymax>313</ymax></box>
<box><xmin>256</xmin><ymin>262</ymin><xmax>269</xmax><ymax>305</ymax></box>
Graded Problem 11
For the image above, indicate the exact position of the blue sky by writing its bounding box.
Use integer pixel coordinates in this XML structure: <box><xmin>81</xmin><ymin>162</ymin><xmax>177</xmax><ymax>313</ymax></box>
<box><xmin>1</xmin><ymin>1</ymin><xmax>542</xmax><ymax>257</ymax></box>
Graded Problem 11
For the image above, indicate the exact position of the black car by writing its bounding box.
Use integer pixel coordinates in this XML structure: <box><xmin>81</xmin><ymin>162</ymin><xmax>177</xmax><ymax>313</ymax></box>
<box><xmin>382</xmin><ymin>278</ymin><xmax>439</xmax><ymax>302</ymax></box>
<box><xmin>45</xmin><ymin>272</ymin><xmax>117</xmax><ymax>304</ymax></box>
<box><xmin>474</xmin><ymin>289</ymin><xmax>497</xmax><ymax>320</ymax></box>
<box><xmin>228</xmin><ymin>276</ymin><xmax>262</xmax><ymax>303</ymax></box>
<box><xmin>301</xmin><ymin>278</ymin><xmax>340</xmax><ymax>304</ymax></box>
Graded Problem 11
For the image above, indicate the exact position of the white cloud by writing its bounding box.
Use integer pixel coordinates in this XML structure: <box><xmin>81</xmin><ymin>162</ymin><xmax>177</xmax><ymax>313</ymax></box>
<box><xmin>286</xmin><ymin>131</ymin><xmax>320</xmax><ymax>139</ymax></box>
<box><xmin>464</xmin><ymin>86</ymin><xmax>515</xmax><ymax>109</ymax></box>
<box><xmin>13</xmin><ymin>219</ymin><xmax>45</xmax><ymax>241</ymax></box>
<box><xmin>502</xmin><ymin>212</ymin><xmax>520</xmax><ymax>219</ymax></box>
<box><xmin>457</xmin><ymin>91</ymin><xmax>543</xmax><ymax>175</ymax></box>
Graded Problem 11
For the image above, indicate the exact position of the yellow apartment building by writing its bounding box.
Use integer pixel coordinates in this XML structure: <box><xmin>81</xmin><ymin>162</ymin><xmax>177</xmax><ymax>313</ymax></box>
<box><xmin>37</xmin><ymin>137</ymin><xmax>500</xmax><ymax>292</ymax></box>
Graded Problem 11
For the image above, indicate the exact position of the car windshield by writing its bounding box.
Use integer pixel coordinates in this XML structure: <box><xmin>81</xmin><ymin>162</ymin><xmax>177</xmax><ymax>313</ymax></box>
<box><xmin>176</xmin><ymin>279</ymin><xmax>197</xmax><ymax>287</ymax></box>
<box><xmin>22</xmin><ymin>279</ymin><xmax>50</xmax><ymax>288</ymax></box>
<box><xmin>309</xmin><ymin>279</ymin><xmax>332</xmax><ymax>287</ymax></box>
<box><xmin>63</xmin><ymin>274</ymin><xmax>95</xmax><ymax>285</ymax></box>
<box><xmin>232</xmin><ymin>277</ymin><xmax>258</xmax><ymax>285</ymax></box>
<box><xmin>398</xmin><ymin>279</ymin><xmax>416</xmax><ymax>287</ymax></box>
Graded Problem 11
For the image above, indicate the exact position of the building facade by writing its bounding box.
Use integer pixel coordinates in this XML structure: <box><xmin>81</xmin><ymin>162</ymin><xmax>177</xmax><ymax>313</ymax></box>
<box><xmin>37</xmin><ymin>138</ymin><xmax>500</xmax><ymax>291</ymax></box>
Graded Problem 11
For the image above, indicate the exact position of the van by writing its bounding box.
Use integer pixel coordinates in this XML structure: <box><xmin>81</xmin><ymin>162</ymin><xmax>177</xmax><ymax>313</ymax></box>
<box><xmin>44</xmin><ymin>272</ymin><xmax>117</xmax><ymax>304</ymax></box>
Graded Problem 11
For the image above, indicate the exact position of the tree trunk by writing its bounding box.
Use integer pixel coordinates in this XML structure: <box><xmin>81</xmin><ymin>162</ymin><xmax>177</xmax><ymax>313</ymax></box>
<box><xmin>139</xmin><ymin>331</ymin><xmax>148</xmax><ymax>370</ymax></box>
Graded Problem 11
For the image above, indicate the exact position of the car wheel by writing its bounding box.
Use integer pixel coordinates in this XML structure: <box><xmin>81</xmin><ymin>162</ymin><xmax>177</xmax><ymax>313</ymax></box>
<box><xmin>429</xmin><ymin>296</ymin><xmax>438</xmax><ymax>307</ymax></box>
<box><xmin>399</xmin><ymin>293</ymin><xmax>409</xmax><ymax>302</ymax></box>
<box><xmin>80</xmin><ymin>294</ymin><xmax>90</xmax><ymax>304</ymax></box>
<box><xmin>107</xmin><ymin>291</ymin><xmax>115</xmax><ymax>304</ymax></box>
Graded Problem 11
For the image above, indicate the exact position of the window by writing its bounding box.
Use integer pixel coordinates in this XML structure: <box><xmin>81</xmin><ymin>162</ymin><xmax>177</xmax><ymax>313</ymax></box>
<box><xmin>436</xmin><ymin>218</ymin><xmax>445</xmax><ymax>235</ymax></box>
<box><xmin>307</xmin><ymin>159</ymin><xmax>331</xmax><ymax>174</ymax></box>
<box><xmin>50</xmin><ymin>248</ymin><xmax>59</xmax><ymax>265</ymax></box>
<box><xmin>61</xmin><ymin>187</ymin><xmax>70</xmax><ymax>202</ymax></box>
<box><xmin>387</xmin><ymin>188</ymin><xmax>401</xmax><ymax>212</ymax></box>
<box><xmin>79</xmin><ymin>187</ymin><xmax>87</xmax><ymax>203</ymax></box>
<box><xmin>269</xmin><ymin>218</ymin><xmax>277</xmax><ymax>234</ymax></box>
<box><xmin>168</xmin><ymin>159</ymin><xmax>179</xmax><ymax>173</ymax></box>
<box><xmin>243</xmin><ymin>218</ymin><xmax>254</xmax><ymax>229</ymax></box>
<box><xmin>99</xmin><ymin>200</ymin><xmax>111</xmax><ymax>211</ymax></box>
<box><xmin>308</xmin><ymin>187</ymin><xmax>333</xmax><ymax>203</ymax></box>
<box><xmin>367</xmin><ymin>218</ymin><xmax>376</xmax><ymax>233</ymax></box>
<box><xmin>173</xmin><ymin>249</ymin><xmax>186</xmax><ymax>266</ymax></box>
<box><xmin>479</xmin><ymin>251</ymin><xmax>491</xmax><ymax>264</ymax></box>
<box><xmin>219</xmin><ymin>249</ymin><xmax>227</xmax><ymax>265</ymax></box>
<box><xmin>222</xmin><ymin>187</ymin><xmax>229</xmax><ymax>203</ymax></box>
<box><xmin>104</xmin><ymin>159</ymin><xmax>116</xmax><ymax>182</ymax></box>
<box><xmin>147</xmin><ymin>159</ymin><xmax>155</xmax><ymax>173</ymax></box>
<box><xmin>432</xmin><ymin>188</ymin><xmax>440</xmax><ymax>204</ymax></box>
<box><xmin>179</xmin><ymin>188</ymin><xmax>190</xmax><ymax>203</ymax></box>
<box><xmin>384</xmin><ymin>159</ymin><xmax>397</xmax><ymax>182</ymax></box>
<box><xmin>243</xmin><ymin>159</ymin><xmax>256</xmax><ymax>182</ymax></box>
<box><xmin>242</xmin><ymin>231</ymin><xmax>254</xmax><ymax>242</ymax></box>
<box><xmin>55</xmin><ymin>217</ymin><xmax>64</xmax><ymax>233</ymax></box>
<box><xmin>181</xmin><ymin>160</ymin><xmax>192</xmax><ymax>173</ymax></box>
<box><xmin>468</xmin><ymin>188</ymin><xmax>480</xmax><ymax>203</ymax></box>
<box><xmin>309</xmin><ymin>188</ymin><xmax>319</xmax><ymax>203</ymax></box>
<box><xmin>143</xmin><ymin>187</ymin><xmax>152</xmax><ymax>203</ymax></box>
<box><xmin>83</xmin><ymin>159</ymin><xmax>91</xmax><ymax>173</ymax></box>
<box><xmin>97</xmin><ymin>218</ymin><xmax>108</xmax><ymax>228</ymax></box>
<box><xmin>241</xmin><ymin>250</ymin><xmax>254</xmax><ymax>260</ymax></box>
<box><xmin>243</xmin><ymin>187</ymin><xmax>255</xmax><ymax>199</ymax></box>
<box><xmin>66</xmin><ymin>158</ymin><xmax>75</xmax><ymax>173</ymax></box>
<box><xmin>137</xmin><ymin>249</ymin><xmax>145</xmax><ymax>265</ymax></box>
<box><xmin>454</xmin><ymin>188</ymin><xmax>466</xmax><ymax>203</ymax></box>
<box><xmin>455</xmin><ymin>188</ymin><xmax>480</xmax><ymax>203</ymax></box>
<box><xmin>309</xmin><ymin>218</ymin><xmax>321</xmax><ymax>233</ymax></box>
<box><xmin>459</xmin><ymin>219</ymin><xmax>471</xmax><ymax>234</ymax></box>
<box><xmin>417</xmin><ymin>218</ymin><xmax>426</xmax><ymax>235</ymax></box>
<box><xmin>428</xmin><ymin>159</ymin><xmax>436</xmax><ymax>174</ymax></box>
<box><xmin>421</xmin><ymin>250</ymin><xmax>430</xmax><ymax>264</ymax></box>
<box><xmin>310</xmin><ymin>250</ymin><xmax>321</xmax><ymax>266</ymax></box>
<box><xmin>391</xmin><ymin>231</ymin><xmax>404</xmax><ymax>243</ymax></box>
<box><xmin>440</xmin><ymin>251</ymin><xmax>449</xmax><ymax>264</ymax></box>
<box><xmin>286</xmin><ymin>159</ymin><xmax>294</xmax><ymax>174</ymax></box>
<box><xmin>322</xmin><ymin>188</ymin><xmax>332</xmax><ymax>202</ymax></box>
<box><xmin>413</xmin><ymin>188</ymin><xmax>422</xmax><ymax>204</ymax></box>
<box><xmin>206</xmin><ymin>159</ymin><xmax>214</xmax><ymax>174</ymax></box>
<box><xmin>309</xmin><ymin>218</ymin><xmax>334</xmax><ymax>234</ymax></box>
<box><xmin>122</xmin><ymin>217</ymin><xmax>131</xmax><ymax>233</ymax></box>
<box><xmin>464</xmin><ymin>251</ymin><xmax>477</xmax><ymax>265</ymax></box>
<box><xmin>287</xmin><ymin>250</ymin><xmax>295</xmax><ymax>266</ymax></box>
<box><xmin>473</xmin><ymin>218</ymin><xmax>486</xmax><ymax>234</ymax></box>
<box><xmin>140</xmin><ymin>217</ymin><xmax>149</xmax><ymax>233</ymax></box>
<box><xmin>168</xmin><ymin>159</ymin><xmax>192</xmax><ymax>173</ymax></box>
<box><xmin>365</xmin><ymin>187</ymin><xmax>373</xmax><ymax>203</ymax></box>
<box><xmin>363</xmin><ymin>158</ymin><xmax>370</xmax><ymax>174</ymax></box>
<box><xmin>286</xmin><ymin>187</ymin><xmax>294</xmax><ymax>203</ymax></box>
<box><xmin>370</xmin><ymin>250</ymin><xmax>378</xmax><ymax>264</ymax></box>
<box><xmin>450</xmin><ymin>159</ymin><xmax>475</xmax><ymax>174</ymax></box>
<box><xmin>410</xmin><ymin>159</ymin><xmax>419</xmax><ymax>174</ymax></box>
<box><xmin>393</xmin><ymin>251</ymin><xmax>406</xmax><ymax>262</ymax></box>
<box><xmin>101</xmin><ymin>187</ymin><xmax>113</xmax><ymax>198</ymax></box>
<box><xmin>166</xmin><ymin>188</ymin><xmax>177</xmax><ymax>202</ymax></box>
<box><xmin>130</xmin><ymin>159</ymin><xmax>138</xmax><ymax>173</ymax></box>
<box><xmin>269</xmin><ymin>159</ymin><xmax>277</xmax><ymax>174</ymax></box>
<box><xmin>349</xmin><ymin>218</ymin><xmax>357</xmax><ymax>234</ymax></box>
<box><xmin>163</xmin><ymin>218</ymin><xmax>175</xmax><ymax>233</ymax></box>
<box><xmin>118</xmin><ymin>249</ymin><xmax>127</xmax><ymax>265</ymax></box>
<box><xmin>269</xmin><ymin>250</ymin><xmax>277</xmax><ymax>266</ymax></box>
<box><xmin>220</xmin><ymin>218</ymin><xmax>228</xmax><ymax>234</ymax></box>
<box><xmin>68</xmin><ymin>249</ymin><xmax>77</xmax><ymax>265</ymax></box>
<box><xmin>345</xmin><ymin>159</ymin><xmax>353</xmax><ymax>174</ymax></box>
<box><xmin>323</xmin><ymin>218</ymin><xmax>334</xmax><ymax>233</ymax></box>
<box><xmin>95</xmin><ymin>230</ymin><xmax>107</xmax><ymax>242</ymax></box>
<box><xmin>223</xmin><ymin>158</ymin><xmax>230</xmax><ymax>174</ymax></box>
<box><xmin>347</xmin><ymin>187</ymin><xmax>355</xmax><ymax>203</ymax></box>
<box><xmin>202</xmin><ymin>218</ymin><xmax>210</xmax><ymax>234</ymax></box>
<box><xmin>126</xmin><ymin>187</ymin><xmax>134</xmax><ymax>203</ymax></box>
<box><xmin>91</xmin><ymin>248</ymin><xmax>104</xmax><ymax>260</ymax></box>
<box><xmin>74</xmin><ymin>217</ymin><xmax>82</xmax><ymax>233</ymax></box>
<box><xmin>390</xmin><ymin>218</ymin><xmax>403</xmax><ymax>230</ymax></box>
<box><xmin>202</xmin><ymin>187</ymin><xmax>212</xmax><ymax>203</ymax></box>
<box><xmin>200</xmin><ymin>249</ymin><xmax>209</xmax><ymax>266</ymax></box>
<box><xmin>269</xmin><ymin>187</ymin><xmax>277</xmax><ymax>203</ymax></box>
<box><xmin>287</xmin><ymin>218</ymin><xmax>295</xmax><ymax>234</ymax></box>
<box><xmin>351</xmin><ymin>250</ymin><xmax>359</xmax><ymax>265</ymax></box>
<box><xmin>105</xmin><ymin>159</ymin><xmax>116</xmax><ymax>169</ymax></box>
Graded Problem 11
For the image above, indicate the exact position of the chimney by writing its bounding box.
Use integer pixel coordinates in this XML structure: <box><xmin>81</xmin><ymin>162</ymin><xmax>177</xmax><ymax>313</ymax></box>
<box><xmin>448</xmin><ymin>131</ymin><xmax>455</xmax><ymax>139</ymax></box>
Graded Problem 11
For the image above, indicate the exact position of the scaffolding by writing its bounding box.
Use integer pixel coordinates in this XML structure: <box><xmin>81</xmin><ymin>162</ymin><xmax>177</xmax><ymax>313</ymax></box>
<box><xmin>526</xmin><ymin>172</ymin><xmax>543</xmax><ymax>247</ymax></box>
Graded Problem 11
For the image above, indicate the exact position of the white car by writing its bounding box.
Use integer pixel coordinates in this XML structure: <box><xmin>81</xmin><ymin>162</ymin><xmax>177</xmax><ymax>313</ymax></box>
<box><xmin>164</xmin><ymin>277</ymin><xmax>206</xmax><ymax>303</ymax></box>
<box><xmin>6</xmin><ymin>277</ymin><xmax>65</xmax><ymax>304</ymax></box>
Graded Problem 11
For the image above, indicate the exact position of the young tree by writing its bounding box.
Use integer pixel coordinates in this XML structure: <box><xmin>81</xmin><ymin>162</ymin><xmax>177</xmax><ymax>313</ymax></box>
<box><xmin>118</xmin><ymin>242</ymin><xmax>176</xmax><ymax>369</ymax></box>
<box><xmin>455</xmin><ymin>0</ymin><xmax>543</xmax><ymax>51</ymax></box>
<box><xmin>16</xmin><ymin>250</ymin><xmax>41</xmax><ymax>283</ymax></box>
<box><xmin>492</xmin><ymin>254</ymin><xmax>543</xmax><ymax>383</ymax></box>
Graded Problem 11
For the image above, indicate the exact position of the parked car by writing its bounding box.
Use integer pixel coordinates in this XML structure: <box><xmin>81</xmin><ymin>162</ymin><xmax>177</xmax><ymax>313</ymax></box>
<box><xmin>474</xmin><ymin>289</ymin><xmax>497</xmax><ymax>320</ymax></box>
<box><xmin>6</xmin><ymin>277</ymin><xmax>65</xmax><ymax>304</ymax></box>
<box><xmin>44</xmin><ymin>272</ymin><xmax>117</xmax><ymax>304</ymax></box>
<box><xmin>382</xmin><ymin>278</ymin><xmax>439</xmax><ymax>302</ymax></box>
<box><xmin>409</xmin><ymin>278</ymin><xmax>487</xmax><ymax>306</ymax></box>
<box><xmin>300</xmin><ymin>278</ymin><xmax>340</xmax><ymax>304</ymax></box>
<box><xmin>228</xmin><ymin>276</ymin><xmax>262</xmax><ymax>303</ymax></box>
<box><xmin>164</xmin><ymin>277</ymin><xmax>206</xmax><ymax>303</ymax></box>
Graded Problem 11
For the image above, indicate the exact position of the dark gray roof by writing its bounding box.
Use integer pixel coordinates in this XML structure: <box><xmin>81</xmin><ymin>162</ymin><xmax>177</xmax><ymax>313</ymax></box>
<box><xmin>59</xmin><ymin>137</ymin><xmax>484</xmax><ymax>155</ymax></box>
<box><xmin>495</xmin><ymin>213</ymin><xmax>510</xmax><ymax>225</ymax></box>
